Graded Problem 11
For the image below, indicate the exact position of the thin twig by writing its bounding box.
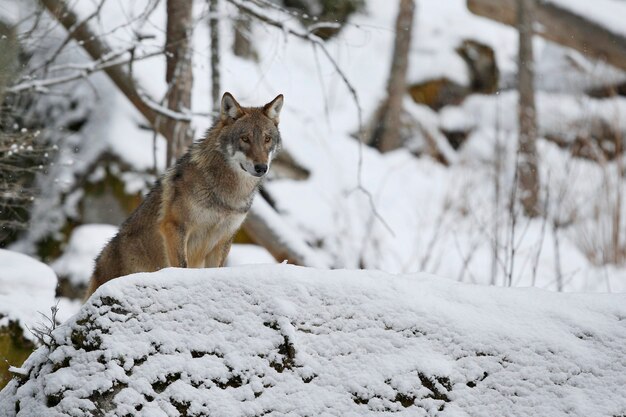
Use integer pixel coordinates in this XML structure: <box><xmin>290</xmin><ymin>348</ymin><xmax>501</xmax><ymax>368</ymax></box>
<box><xmin>227</xmin><ymin>0</ymin><xmax>394</xmax><ymax>237</ymax></box>
<box><xmin>506</xmin><ymin>147</ymin><xmax>521</xmax><ymax>287</ymax></box>
<box><xmin>35</xmin><ymin>0</ymin><xmax>108</xmax><ymax>75</ymax></box>
<box><xmin>531</xmin><ymin>172</ymin><xmax>550</xmax><ymax>286</ymax></box>
<box><xmin>8</xmin><ymin>48</ymin><xmax>164</xmax><ymax>93</ymax></box>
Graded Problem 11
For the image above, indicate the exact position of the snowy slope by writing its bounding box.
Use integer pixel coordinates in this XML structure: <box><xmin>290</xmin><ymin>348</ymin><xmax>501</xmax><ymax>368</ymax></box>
<box><xmin>1</xmin><ymin>265</ymin><xmax>625</xmax><ymax>416</ymax></box>
<box><xmin>9</xmin><ymin>0</ymin><xmax>626</xmax><ymax>293</ymax></box>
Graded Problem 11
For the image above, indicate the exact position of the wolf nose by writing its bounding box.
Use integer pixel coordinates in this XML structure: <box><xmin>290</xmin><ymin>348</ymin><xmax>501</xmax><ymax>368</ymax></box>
<box><xmin>254</xmin><ymin>163</ymin><xmax>268</xmax><ymax>175</ymax></box>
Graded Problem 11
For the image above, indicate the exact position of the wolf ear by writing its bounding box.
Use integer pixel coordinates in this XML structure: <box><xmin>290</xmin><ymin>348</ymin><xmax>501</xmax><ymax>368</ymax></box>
<box><xmin>221</xmin><ymin>92</ymin><xmax>244</xmax><ymax>121</ymax></box>
<box><xmin>263</xmin><ymin>94</ymin><xmax>284</xmax><ymax>124</ymax></box>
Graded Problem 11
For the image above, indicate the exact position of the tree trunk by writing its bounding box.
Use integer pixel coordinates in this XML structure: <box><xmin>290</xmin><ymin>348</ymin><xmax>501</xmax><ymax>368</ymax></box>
<box><xmin>209</xmin><ymin>0</ymin><xmax>221</xmax><ymax>115</ymax></box>
<box><xmin>165</xmin><ymin>0</ymin><xmax>194</xmax><ymax>167</ymax></box>
<box><xmin>517</xmin><ymin>0</ymin><xmax>540</xmax><ymax>217</ymax></box>
<box><xmin>0</xmin><ymin>21</ymin><xmax>18</xmax><ymax>106</ymax></box>
<box><xmin>233</xmin><ymin>12</ymin><xmax>257</xmax><ymax>61</ymax></box>
<box><xmin>467</xmin><ymin>0</ymin><xmax>626</xmax><ymax>72</ymax></box>
<box><xmin>372</xmin><ymin>0</ymin><xmax>415</xmax><ymax>153</ymax></box>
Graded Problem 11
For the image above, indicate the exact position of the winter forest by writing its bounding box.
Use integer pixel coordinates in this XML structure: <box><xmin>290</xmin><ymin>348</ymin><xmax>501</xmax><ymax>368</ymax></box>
<box><xmin>1</xmin><ymin>0</ymin><xmax>626</xmax><ymax>415</ymax></box>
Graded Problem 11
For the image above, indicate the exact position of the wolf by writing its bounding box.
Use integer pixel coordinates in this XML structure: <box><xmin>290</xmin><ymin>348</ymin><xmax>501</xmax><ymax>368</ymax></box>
<box><xmin>85</xmin><ymin>92</ymin><xmax>283</xmax><ymax>298</ymax></box>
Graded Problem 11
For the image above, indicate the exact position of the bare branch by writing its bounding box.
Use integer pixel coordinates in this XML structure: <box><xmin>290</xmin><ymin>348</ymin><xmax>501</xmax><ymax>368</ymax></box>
<box><xmin>7</xmin><ymin>49</ymin><xmax>164</xmax><ymax>94</ymax></box>
<box><xmin>225</xmin><ymin>0</ymin><xmax>394</xmax><ymax>237</ymax></box>
<box><xmin>35</xmin><ymin>0</ymin><xmax>108</xmax><ymax>74</ymax></box>
<box><xmin>38</xmin><ymin>0</ymin><xmax>186</xmax><ymax>140</ymax></box>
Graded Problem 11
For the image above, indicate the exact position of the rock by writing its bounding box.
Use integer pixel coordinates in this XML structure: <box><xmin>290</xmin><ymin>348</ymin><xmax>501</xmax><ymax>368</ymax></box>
<box><xmin>456</xmin><ymin>39</ymin><xmax>499</xmax><ymax>94</ymax></box>
<box><xmin>587</xmin><ymin>81</ymin><xmax>626</xmax><ymax>98</ymax></box>
<box><xmin>439</xmin><ymin>106</ymin><xmax>473</xmax><ymax>150</ymax></box>
<box><xmin>3</xmin><ymin>265</ymin><xmax>624</xmax><ymax>416</ymax></box>
<box><xmin>408</xmin><ymin>78</ymin><xmax>469</xmax><ymax>111</ymax></box>
<box><xmin>282</xmin><ymin>0</ymin><xmax>365</xmax><ymax>40</ymax></box>
<box><xmin>407</xmin><ymin>40</ymin><xmax>499</xmax><ymax>111</ymax></box>
<box><xmin>544</xmin><ymin>117</ymin><xmax>625</xmax><ymax>162</ymax></box>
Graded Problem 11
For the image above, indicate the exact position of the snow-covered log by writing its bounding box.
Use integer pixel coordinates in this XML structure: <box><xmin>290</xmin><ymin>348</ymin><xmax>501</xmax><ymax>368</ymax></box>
<box><xmin>1</xmin><ymin>265</ymin><xmax>625</xmax><ymax>416</ymax></box>
<box><xmin>467</xmin><ymin>0</ymin><xmax>626</xmax><ymax>72</ymax></box>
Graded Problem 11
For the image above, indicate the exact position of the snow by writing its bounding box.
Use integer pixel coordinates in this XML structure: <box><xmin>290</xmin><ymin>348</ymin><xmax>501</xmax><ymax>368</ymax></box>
<box><xmin>226</xmin><ymin>244</ymin><xmax>276</xmax><ymax>266</ymax></box>
<box><xmin>1</xmin><ymin>265</ymin><xmax>625</xmax><ymax>415</ymax></box>
<box><xmin>8</xmin><ymin>0</ymin><xmax>626</xmax><ymax>295</ymax></box>
<box><xmin>50</xmin><ymin>224</ymin><xmax>118</xmax><ymax>287</ymax></box>
<box><xmin>6</xmin><ymin>367</ymin><xmax>27</xmax><ymax>377</ymax></box>
<box><xmin>0</xmin><ymin>250</ymin><xmax>57</xmax><ymax>341</ymax></box>
<box><xmin>0</xmin><ymin>0</ymin><xmax>19</xmax><ymax>25</ymax></box>
<box><xmin>249</xmin><ymin>197</ymin><xmax>331</xmax><ymax>268</ymax></box>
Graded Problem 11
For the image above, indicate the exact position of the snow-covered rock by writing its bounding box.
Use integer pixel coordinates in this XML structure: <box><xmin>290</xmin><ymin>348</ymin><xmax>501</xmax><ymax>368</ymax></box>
<box><xmin>1</xmin><ymin>265</ymin><xmax>625</xmax><ymax>416</ymax></box>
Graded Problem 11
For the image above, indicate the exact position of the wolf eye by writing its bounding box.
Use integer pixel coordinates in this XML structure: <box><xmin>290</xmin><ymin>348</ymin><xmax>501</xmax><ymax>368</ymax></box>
<box><xmin>264</xmin><ymin>135</ymin><xmax>271</xmax><ymax>143</ymax></box>
<box><xmin>240</xmin><ymin>136</ymin><xmax>250</xmax><ymax>143</ymax></box>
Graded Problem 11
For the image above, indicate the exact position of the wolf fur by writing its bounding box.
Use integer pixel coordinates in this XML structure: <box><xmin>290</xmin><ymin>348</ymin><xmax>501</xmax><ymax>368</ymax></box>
<box><xmin>85</xmin><ymin>92</ymin><xmax>283</xmax><ymax>299</ymax></box>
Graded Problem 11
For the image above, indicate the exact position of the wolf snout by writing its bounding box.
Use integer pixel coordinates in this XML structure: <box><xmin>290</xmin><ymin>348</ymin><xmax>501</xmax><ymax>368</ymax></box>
<box><xmin>254</xmin><ymin>163</ymin><xmax>268</xmax><ymax>176</ymax></box>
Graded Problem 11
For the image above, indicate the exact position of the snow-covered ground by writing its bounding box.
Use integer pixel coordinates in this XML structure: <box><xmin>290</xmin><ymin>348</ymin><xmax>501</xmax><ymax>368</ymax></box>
<box><xmin>0</xmin><ymin>250</ymin><xmax>57</xmax><ymax>341</ymax></box>
<box><xmin>0</xmin><ymin>250</ymin><xmax>81</xmax><ymax>338</ymax></box>
<box><xmin>51</xmin><ymin>225</ymin><xmax>118</xmax><ymax>289</ymax></box>
<box><xmin>1</xmin><ymin>265</ymin><xmax>625</xmax><ymax>416</ymax></box>
<box><xmin>5</xmin><ymin>0</ymin><xmax>624</xmax><ymax>294</ymax></box>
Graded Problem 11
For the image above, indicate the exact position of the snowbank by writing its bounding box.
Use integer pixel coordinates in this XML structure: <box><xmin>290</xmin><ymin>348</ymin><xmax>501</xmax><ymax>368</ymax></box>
<box><xmin>1</xmin><ymin>265</ymin><xmax>625</xmax><ymax>416</ymax></box>
<box><xmin>50</xmin><ymin>224</ymin><xmax>118</xmax><ymax>288</ymax></box>
<box><xmin>0</xmin><ymin>249</ymin><xmax>57</xmax><ymax>340</ymax></box>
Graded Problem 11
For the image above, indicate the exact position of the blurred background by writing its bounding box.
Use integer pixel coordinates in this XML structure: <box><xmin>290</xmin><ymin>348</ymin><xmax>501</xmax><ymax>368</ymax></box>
<box><xmin>1</xmin><ymin>0</ymin><xmax>625</xmax><ymax>387</ymax></box>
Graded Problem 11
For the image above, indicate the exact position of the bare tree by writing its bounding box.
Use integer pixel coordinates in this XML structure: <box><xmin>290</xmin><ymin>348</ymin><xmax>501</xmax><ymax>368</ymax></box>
<box><xmin>233</xmin><ymin>11</ymin><xmax>258</xmax><ymax>61</ymax></box>
<box><xmin>371</xmin><ymin>0</ymin><xmax>415</xmax><ymax>152</ymax></box>
<box><xmin>38</xmin><ymin>0</ymin><xmax>190</xmax><ymax>138</ymax></box>
<box><xmin>164</xmin><ymin>0</ymin><xmax>194</xmax><ymax>166</ymax></box>
<box><xmin>209</xmin><ymin>0</ymin><xmax>221</xmax><ymax>114</ymax></box>
<box><xmin>517</xmin><ymin>0</ymin><xmax>540</xmax><ymax>217</ymax></box>
<box><xmin>32</xmin><ymin>0</ymin><xmax>327</xmax><ymax>266</ymax></box>
<box><xmin>0</xmin><ymin>21</ymin><xmax>18</xmax><ymax>104</ymax></box>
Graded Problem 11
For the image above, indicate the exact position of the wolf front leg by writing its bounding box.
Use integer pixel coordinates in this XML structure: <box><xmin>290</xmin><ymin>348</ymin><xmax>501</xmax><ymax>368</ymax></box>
<box><xmin>160</xmin><ymin>219</ymin><xmax>189</xmax><ymax>268</ymax></box>
<box><xmin>204</xmin><ymin>238</ymin><xmax>233</xmax><ymax>268</ymax></box>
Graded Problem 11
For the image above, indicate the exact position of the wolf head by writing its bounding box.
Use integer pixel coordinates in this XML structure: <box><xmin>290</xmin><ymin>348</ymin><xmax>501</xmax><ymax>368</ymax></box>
<box><xmin>218</xmin><ymin>92</ymin><xmax>283</xmax><ymax>178</ymax></box>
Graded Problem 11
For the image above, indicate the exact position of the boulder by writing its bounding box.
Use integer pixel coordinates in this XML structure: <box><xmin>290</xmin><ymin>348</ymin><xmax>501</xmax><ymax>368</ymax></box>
<box><xmin>456</xmin><ymin>40</ymin><xmax>499</xmax><ymax>94</ymax></box>
<box><xmin>407</xmin><ymin>40</ymin><xmax>498</xmax><ymax>111</ymax></box>
<box><xmin>408</xmin><ymin>78</ymin><xmax>469</xmax><ymax>111</ymax></box>
<box><xmin>2</xmin><ymin>265</ymin><xmax>625</xmax><ymax>416</ymax></box>
<box><xmin>282</xmin><ymin>0</ymin><xmax>365</xmax><ymax>40</ymax></box>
